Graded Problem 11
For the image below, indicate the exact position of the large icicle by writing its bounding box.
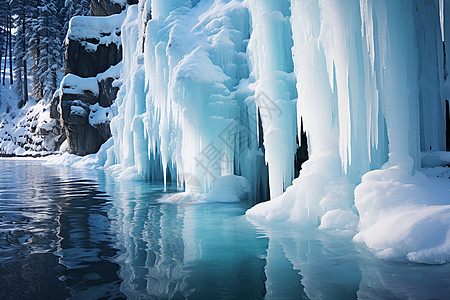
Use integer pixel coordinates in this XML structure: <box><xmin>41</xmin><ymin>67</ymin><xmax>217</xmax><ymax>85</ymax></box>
<box><xmin>246</xmin><ymin>0</ymin><xmax>298</xmax><ymax>199</ymax></box>
<box><xmin>247</xmin><ymin>0</ymin><xmax>365</xmax><ymax>226</ymax></box>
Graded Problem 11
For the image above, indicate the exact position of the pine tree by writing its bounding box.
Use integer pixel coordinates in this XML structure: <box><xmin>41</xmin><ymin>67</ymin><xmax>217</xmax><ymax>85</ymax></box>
<box><xmin>29</xmin><ymin>0</ymin><xmax>43</xmax><ymax>99</ymax></box>
<box><xmin>0</xmin><ymin>0</ymin><xmax>12</xmax><ymax>86</ymax></box>
<box><xmin>7</xmin><ymin>0</ymin><xmax>89</xmax><ymax>104</ymax></box>
<box><xmin>40</xmin><ymin>1</ymin><xmax>63</xmax><ymax>100</ymax></box>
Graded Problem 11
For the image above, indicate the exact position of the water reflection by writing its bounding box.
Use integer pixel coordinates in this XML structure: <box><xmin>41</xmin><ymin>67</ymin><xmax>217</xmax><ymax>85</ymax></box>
<box><xmin>0</xmin><ymin>160</ymin><xmax>124</xmax><ymax>299</ymax></box>
<box><xmin>1</xmin><ymin>159</ymin><xmax>449</xmax><ymax>300</ymax></box>
<box><xmin>102</xmin><ymin>180</ymin><xmax>268</xmax><ymax>299</ymax></box>
<box><xmin>249</xmin><ymin>221</ymin><xmax>450</xmax><ymax>300</ymax></box>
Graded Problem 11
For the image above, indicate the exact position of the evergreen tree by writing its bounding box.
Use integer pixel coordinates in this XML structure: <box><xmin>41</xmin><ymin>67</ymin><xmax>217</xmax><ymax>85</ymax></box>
<box><xmin>63</xmin><ymin>0</ymin><xmax>90</xmax><ymax>35</ymax></box>
<box><xmin>7</xmin><ymin>0</ymin><xmax>88</xmax><ymax>104</ymax></box>
<box><xmin>38</xmin><ymin>1</ymin><xmax>63</xmax><ymax>100</ymax></box>
<box><xmin>0</xmin><ymin>0</ymin><xmax>12</xmax><ymax>86</ymax></box>
<box><xmin>29</xmin><ymin>0</ymin><xmax>43</xmax><ymax>99</ymax></box>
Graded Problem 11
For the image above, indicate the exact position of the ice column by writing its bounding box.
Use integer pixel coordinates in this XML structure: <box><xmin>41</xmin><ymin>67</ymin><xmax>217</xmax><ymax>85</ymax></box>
<box><xmin>414</xmin><ymin>0</ymin><xmax>446</xmax><ymax>152</ymax></box>
<box><xmin>361</xmin><ymin>0</ymin><xmax>420</xmax><ymax>168</ymax></box>
<box><xmin>247</xmin><ymin>0</ymin><xmax>298</xmax><ymax>199</ymax></box>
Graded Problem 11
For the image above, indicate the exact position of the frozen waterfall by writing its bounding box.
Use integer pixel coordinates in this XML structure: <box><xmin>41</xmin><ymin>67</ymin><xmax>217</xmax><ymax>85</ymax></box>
<box><xmin>94</xmin><ymin>0</ymin><xmax>450</xmax><ymax>264</ymax></box>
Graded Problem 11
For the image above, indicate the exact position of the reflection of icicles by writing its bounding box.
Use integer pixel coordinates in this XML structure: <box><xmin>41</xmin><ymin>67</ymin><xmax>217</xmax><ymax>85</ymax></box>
<box><xmin>105</xmin><ymin>176</ymin><xmax>268</xmax><ymax>298</ymax></box>
<box><xmin>251</xmin><ymin>222</ymin><xmax>361</xmax><ymax>300</ymax></box>
<box><xmin>252</xmin><ymin>220</ymin><xmax>450</xmax><ymax>300</ymax></box>
<box><xmin>108</xmin><ymin>183</ymin><xmax>191</xmax><ymax>298</ymax></box>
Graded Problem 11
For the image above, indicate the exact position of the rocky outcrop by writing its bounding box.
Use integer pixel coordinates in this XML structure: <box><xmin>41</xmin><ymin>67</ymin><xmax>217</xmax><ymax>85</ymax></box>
<box><xmin>52</xmin><ymin>0</ymin><xmax>127</xmax><ymax>155</ymax></box>
<box><xmin>52</xmin><ymin>66</ymin><xmax>120</xmax><ymax>155</ymax></box>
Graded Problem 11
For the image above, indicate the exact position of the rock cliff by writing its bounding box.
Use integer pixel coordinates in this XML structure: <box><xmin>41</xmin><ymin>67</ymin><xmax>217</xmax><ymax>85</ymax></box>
<box><xmin>52</xmin><ymin>0</ymin><xmax>131</xmax><ymax>155</ymax></box>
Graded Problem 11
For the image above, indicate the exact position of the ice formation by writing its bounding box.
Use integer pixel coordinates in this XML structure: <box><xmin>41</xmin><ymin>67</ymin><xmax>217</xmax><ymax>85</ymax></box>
<box><xmin>76</xmin><ymin>0</ymin><xmax>450</xmax><ymax>264</ymax></box>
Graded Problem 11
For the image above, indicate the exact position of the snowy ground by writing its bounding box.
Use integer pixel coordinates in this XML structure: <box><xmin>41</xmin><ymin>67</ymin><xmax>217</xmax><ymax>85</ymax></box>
<box><xmin>0</xmin><ymin>60</ymin><xmax>64</xmax><ymax>156</ymax></box>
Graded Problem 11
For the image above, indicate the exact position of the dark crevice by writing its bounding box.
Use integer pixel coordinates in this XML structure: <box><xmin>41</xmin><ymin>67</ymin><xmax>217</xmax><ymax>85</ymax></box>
<box><xmin>446</xmin><ymin>99</ymin><xmax>450</xmax><ymax>151</ymax></box>
<box><xmin>294</xmin><ymin>118</ymin><xmax>309</xmax><ymax>179</ymax></box>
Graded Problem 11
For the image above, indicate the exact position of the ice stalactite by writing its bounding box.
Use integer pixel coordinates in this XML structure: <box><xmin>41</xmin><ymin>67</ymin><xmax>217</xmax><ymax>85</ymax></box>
<box><xmin>416</xmin><ymin>0</ymin><xmax>448</xmax><ymax>154</ymax></box>
<box><xmin>247</xmin><ymin>0</ymin><xmax>366</xmax><ymax>226</ymax></box>
<box><xmin>106</xmin><ymin>0</ymin><xmax>269</xmax><ymax>201</ymax></box>
<box><xmin>353</xmin><ymin>0</ymin><xmax>450</xmax><ymax>264</ymax></box>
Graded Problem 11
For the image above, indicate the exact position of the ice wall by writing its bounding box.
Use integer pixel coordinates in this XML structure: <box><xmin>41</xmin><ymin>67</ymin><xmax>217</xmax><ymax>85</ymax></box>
<box><xmin>248</xmin><ymin>0</ymin><xmax>450</xmax><ymax>263</ymax></box>
<box><xmin>107</xmin><ymin>0</ymin><xmax>269</xmax><ymax>201</ymax></box>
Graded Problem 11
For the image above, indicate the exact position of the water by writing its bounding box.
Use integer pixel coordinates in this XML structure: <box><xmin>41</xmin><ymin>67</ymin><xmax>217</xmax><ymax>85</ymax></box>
<box><xmin>0</xmin><ymin>159</ymin><xmax>449</xmax><ymax>299</ymax></box>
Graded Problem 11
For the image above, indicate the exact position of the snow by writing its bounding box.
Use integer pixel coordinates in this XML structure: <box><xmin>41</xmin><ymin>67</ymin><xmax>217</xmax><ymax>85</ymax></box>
<box><xmin>96</xmin><ymin>62</ymin><xmax>122</xmax><ymax>81</ymax></box>
<box><xmin>1</xmin><ymin>87</ymin><xmax>63</xmax><ymax>155</ymax></box>
<box><xmin>165</xmin><ymin>174</ymin><xmax>250</xmax><ymax>203</ymax></box>
<box><xmin>89</xmin><ymin>103</ymin><xmax>111</xmax><ymax>126</ymax></box>
<box><xmin>60</xmin><ymin>74</ymin><xmax>99</xmax><ymax>96</ymax></box>
<box><xmin>66</xmin><ymin>10</ymin><xmax>127</xmax><ymax>51</ymax></box>
<box><xmin>110</xmin><ymin>0</ymin><xmax>127</xmax><ymax>6</ymax></box>
<box><xmin>70</xmin><ymin>105</ymin><xmax>88</xmax><ymax>116</ymax></box>
<box><xmin>353</xmin><ymin>158</ymin><xmax>450</xmax><ymax>264</ymax></box>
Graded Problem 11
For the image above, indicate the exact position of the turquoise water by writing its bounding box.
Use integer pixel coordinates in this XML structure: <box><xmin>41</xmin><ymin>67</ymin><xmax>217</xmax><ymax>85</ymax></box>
<box><xmin>0</xmin><ymin>159</ymin><xmax>449</xmax><ymax>299</ymax></box>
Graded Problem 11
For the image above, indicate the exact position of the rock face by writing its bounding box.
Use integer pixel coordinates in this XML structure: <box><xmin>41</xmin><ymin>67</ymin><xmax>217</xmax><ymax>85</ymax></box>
<box><xmin>52</xmin><ymin>0</ymin><xmax>126</xmax><ymax>155</ymax></box>
<box><xmin>65</xmin><ymin>39</ymin><xmax>122</xmax><ymax>78</ymax></box>
<box><xmin>90</xmin><ymin>0</ymin><xmax>138</xmax><ymax>16</ymax></box>
<box><xmin>90</xmin><ymin>0</ymin><xmax>123</xmax><ymax>16</ymax></box>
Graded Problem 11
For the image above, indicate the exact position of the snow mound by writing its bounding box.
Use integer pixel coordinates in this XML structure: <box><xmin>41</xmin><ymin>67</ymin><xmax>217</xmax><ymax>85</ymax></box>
<box><xmin>247</xmin><ymin>150</ymin><xmax>358</xmax><ymax>231</ymax></box>
<box><xmin>354</xmin><ymin>159</ymin><xmax>450</xmax><ymax>264</ymax></box>
<box><xmin>61</xmin><ymin>74</ymin><xmax>99</xmax><ymax>96</ymax></box>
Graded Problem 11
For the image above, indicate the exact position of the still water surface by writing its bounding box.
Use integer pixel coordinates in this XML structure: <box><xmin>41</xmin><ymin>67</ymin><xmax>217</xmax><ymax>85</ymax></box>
<box><xmin>0</xmin><ymin>159</ymin><xmax>449</xmax><ymax>299</ymax></box>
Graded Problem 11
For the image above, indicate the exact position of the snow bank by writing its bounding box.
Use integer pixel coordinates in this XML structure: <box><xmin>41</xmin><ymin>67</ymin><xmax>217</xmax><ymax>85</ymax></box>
<box><xmin>96</xmin><ymin>62</ymin><xmax>122</xmax><ymax>81</ymax></box>
<box><xmin>354</xmin><ymin>158</ymin><xmax>450</xmax><ymax>264</ymax></box>
<box><xmin>247</xmin><ymin>150</ymin><xmax>358</xmax><ymax>230</ymax></box>
<box><xmin>0</xmin><ymin>98</ymin><xmax>64</xmax><ymax>155</ymax></box>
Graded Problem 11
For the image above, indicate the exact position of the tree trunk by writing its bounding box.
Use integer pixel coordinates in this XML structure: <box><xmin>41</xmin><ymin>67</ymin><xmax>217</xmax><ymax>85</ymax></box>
<box><xmin>9</xmin><ymin>14</ymin><xmax>12</xmax><ymax>85</ymax></box>
<box><xmin>22</xmin><ymin>11</ymin><xmax>28</xmax><ymax>104</ymax></box>
<box><xmin>2</xmin><ymin>17</ymin><xmax>7</xmax><ymax>85</ymax></box>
